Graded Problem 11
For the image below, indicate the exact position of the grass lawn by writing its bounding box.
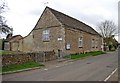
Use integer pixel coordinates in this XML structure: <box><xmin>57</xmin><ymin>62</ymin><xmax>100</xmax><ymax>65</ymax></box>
<box><xmin>2</xmin><ymin>61</ymin><xmax>44</xmax><ymax>73</ymax></box>
<box><xmin>107</xmin><ymin>50</ymin><xmax>116</xmax><ymax>52</ymax></box>
<box><xmin>0</xmin><ymin>67</ymin><xmax>1</xmax><ymax>73</ymax></box>
<box><xmin>0</xmin><ymin>50</ymin><xmax>20</xmax><ymax>55</ymax></box>
<box><xmin>65</xmin><ymin>51</ymin><xmax>106</xmax><ymax>60</ymax></box>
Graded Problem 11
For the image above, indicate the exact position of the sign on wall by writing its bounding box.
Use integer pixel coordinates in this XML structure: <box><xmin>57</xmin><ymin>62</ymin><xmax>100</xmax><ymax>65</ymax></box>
<box><xmin>66</xmin><ymin>43</ymin><xmax>71</xmax><ymax>50</ymax></box>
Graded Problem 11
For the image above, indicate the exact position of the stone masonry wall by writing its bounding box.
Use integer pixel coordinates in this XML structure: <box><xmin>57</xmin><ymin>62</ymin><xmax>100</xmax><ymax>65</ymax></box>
<box><xmin>2</xmin><ymin>51</ymin><xmax>56</xmax><ymax>67</ymax></box>
<box><xmin>2</xmin><ymin>53</ymin><xmax>33</xmax><ymax>66</ymax></box>
<box><xmin>32</xmin><ymin>7</ymin><xmax>65</xmax><ymax>57</ymax></box>
<box><xmin>64</xmin><ymin>27</ymin><xmax>102</xmax><ymax>55</ymax></box>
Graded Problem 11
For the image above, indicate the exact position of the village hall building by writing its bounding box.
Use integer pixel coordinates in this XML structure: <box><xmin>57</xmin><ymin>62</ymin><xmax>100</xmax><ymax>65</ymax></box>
<box><xmin>10</xmin><ymin>7</ymin><xmax>103</xmax><ymax>57</ymax></box>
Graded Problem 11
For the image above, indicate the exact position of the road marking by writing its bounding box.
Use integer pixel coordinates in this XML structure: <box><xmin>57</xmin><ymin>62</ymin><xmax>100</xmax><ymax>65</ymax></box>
<box><xmin>104</xmin><ymin>68</ymin><xmax>118</xmax><ymax>81</ymax></box>
<box><xmin>56</xmin><ymin>66</ymin><xmax>60</xmax><ymax>67</ymax></box>
<box><xmin>44</xmin><ymin>68</ymin><xmax>48</xmax><ymax>71</ymax></box>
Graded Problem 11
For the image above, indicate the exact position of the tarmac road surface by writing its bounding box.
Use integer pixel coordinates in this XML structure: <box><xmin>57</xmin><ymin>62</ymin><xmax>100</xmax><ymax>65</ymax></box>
<box><xmin>2</xmin><ymin>51</ymin><xmax>118</xmax><ymax>81</ymax></box>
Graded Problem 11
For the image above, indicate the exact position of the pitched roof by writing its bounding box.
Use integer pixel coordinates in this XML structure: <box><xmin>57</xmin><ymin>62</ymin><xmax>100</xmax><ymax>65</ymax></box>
<box><xmin>9</xmin><ymin>35</ymin><xmax>23</xmax><ymax>42</ymax></box>
<box><xmin>10</xmin><ymin>35</ymin><xmax>22</xmax><ymax>40</ymax></box>
<box><xmin>47</xmin><ymin>7</ymin><xmax>101</xmax><ymax>36</ymax></box>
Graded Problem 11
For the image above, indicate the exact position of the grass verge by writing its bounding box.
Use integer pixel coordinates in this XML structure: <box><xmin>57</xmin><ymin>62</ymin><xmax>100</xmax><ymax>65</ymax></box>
<box><xmin>2</xmin><ymin>61</ymin><xmax>44</xmax><ymax>73</ymax></box>
<box><xmin>65</xmin><ymin>51</ymin><xmax>106</xmax><ymax>60</ymax></box>
<box><xmin>0</xmin><ymin>50</ymin><xmax>21</xmax><ymax>55</ymax></box>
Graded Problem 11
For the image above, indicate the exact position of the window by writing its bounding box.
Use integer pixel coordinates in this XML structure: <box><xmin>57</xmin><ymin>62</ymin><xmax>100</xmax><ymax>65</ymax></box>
<box><xmin>42</xmin><ymin>29</ymin><xmax>50</xmax><ymax>41</ymax></box>
<box><xmin>92</xmin><ymin>39</ymin><xmax>95</xmax><ymax>48</ymax></box>
<box><xmin>66</xmin><ymin>43</ymin><xmax>71</xmax><ymax>50</ymax></box>
<box><xmin>78</xmin><ymin>37</ymin><xmax>83</xmax><ymax>47</ymax></box>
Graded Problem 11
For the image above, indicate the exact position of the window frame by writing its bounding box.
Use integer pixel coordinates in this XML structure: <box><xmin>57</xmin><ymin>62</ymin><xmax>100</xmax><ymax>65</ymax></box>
<box><xmin>42</xmin><ymin>29</ymin><xmax>50</xmax><ymax>41</ymax></box>
<box><xmin>78</xmin><ymin>37</ymin><xmax>83</xmax><ymax>48</ymax></box>
<box><xmin>91</xmin><ymin>39</ymin><xmax>95</xmax><ymax>48</ymax></box>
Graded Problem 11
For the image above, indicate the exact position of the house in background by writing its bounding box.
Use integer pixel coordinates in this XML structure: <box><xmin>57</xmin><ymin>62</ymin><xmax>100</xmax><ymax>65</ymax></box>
<box><xmin>3</xmin><ymin>34</ymin><xmax>13</xmax><ymax>51</ymax></box>
<box><xmin>9</xmin><ymin>35</ymin><xmax>23</xmax><ymax>51</ymax></box>
<box><xmin>2</xmin><ymin>34</ymin><xmax>23</xmax><ymax>51</ymax></box>
<box><xmin>11</xmin><ymin>7</ymin><xmax>103</xmax><ymax>57</ymax></box>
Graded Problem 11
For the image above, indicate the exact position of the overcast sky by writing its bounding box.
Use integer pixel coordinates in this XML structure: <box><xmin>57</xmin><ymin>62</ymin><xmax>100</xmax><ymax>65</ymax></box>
<box><xmin>2</xmin><ymin>0</ymin><xmax>119</xmax><ymax>40</ymax></box>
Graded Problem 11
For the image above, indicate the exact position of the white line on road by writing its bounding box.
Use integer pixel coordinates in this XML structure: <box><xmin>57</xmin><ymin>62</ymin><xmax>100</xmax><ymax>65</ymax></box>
<box><xmin>56</xmin><ymin>66</ymin><xmax>60</xmax><ymax>67</ymax></box>
<box><xmin>44</xmin><ymin>68</ymin><xmax>48</xmax><ymax>71</ymax></box>
<box><xmin>104</xmin><ymin>68</ymin><xmax>118</xmax><ymax>81</ymax></box>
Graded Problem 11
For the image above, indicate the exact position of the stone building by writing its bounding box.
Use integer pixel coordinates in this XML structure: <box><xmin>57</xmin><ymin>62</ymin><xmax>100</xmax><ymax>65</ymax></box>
<box><xmin>9</xmin><ymin>35</ymin><xmax>23</xmax><ymax>51</ymax></box>
<box><xmin>14</xmin><ymin>7</ymin><xmax>103</xmax><ymax>57</ymax></box>
<box><xmin>3</xmin><ymin>35</ymin><xmax>22</xmax><ymax>51</ymax></box>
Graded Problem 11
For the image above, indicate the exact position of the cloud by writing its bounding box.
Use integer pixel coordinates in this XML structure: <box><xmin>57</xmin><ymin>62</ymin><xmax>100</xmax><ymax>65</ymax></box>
<box><xmin>2</xmin><ymin>0</ymin><xmax>118</xmax><ymax>40</ymax></box>
<box><xmin>28</xmin><ymin>9</ymin><xmax>42</xmax><ymax>16</ymax></box>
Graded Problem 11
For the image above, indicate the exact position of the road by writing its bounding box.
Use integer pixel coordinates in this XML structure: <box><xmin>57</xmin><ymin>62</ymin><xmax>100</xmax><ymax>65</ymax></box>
<box><xmin>2</xmin><ymin>51</ymin><xmax>118</xmax><ymax>81</ymax></box>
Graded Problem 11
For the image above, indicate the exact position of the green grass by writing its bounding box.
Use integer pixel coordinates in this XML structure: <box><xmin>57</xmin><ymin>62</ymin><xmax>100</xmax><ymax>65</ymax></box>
<box><xmin>0</xmin><ymin>67</ymin><xmax>1</xmax><ymax>73</ymax></box>
<box><xmin>107</xmin><ymin>50</ymin><xmax>116</xmax><ymax>52</ymax></box>
<box><xmin>2</xmin><ymin>61</ymin><xmax>44</xmax><ymax>73</ymax></box>
<box><xmin>0</xmin><ymin>50</ymin><xmax>20</xmax><ymax>55</ymax></box>
<box><xmin>65</xmin><ymin>51</ymin><xmax>106</xmax><ymax>60</ymax></box>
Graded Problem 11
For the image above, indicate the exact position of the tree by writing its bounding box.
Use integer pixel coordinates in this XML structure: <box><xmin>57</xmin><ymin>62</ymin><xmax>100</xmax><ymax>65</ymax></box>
<box><xmin>97</xmin><ymin>20</ymin><xmax>118</xmax><ymax>51</ymax></box>
<box><xmin>0</xmin><ymin>0</ymin><xmax>13</xmax><ymax>35</ymax></box>
<box><xmin>97</xmin><ymin>20</ymin><xmax>117</xmax><ymax>38</ymax></box>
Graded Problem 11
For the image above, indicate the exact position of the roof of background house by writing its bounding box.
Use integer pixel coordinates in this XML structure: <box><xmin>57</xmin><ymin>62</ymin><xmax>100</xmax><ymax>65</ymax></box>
<box><xmin>47</xmin><ymin>7</ymin><xmax>101</xmax><ymax>36</ymax></box>
<box><xmin>10</xmin><ymin>35</ymin><xmax>22</xmax><ymax>39</ymax></box>
<box><xmin>9</xmin><ymin>35</ymin><xmax>23</xmax><ymax>42</ymax></box>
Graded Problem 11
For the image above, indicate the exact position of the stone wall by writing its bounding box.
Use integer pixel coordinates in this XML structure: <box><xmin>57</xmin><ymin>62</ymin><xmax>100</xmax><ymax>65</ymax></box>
<box><xmin>9</xmin><ymin>35</ymin><xmax>23</xmax><ymax>51</ymax></box>
<box><xmin>2</xmin><ymin>51</ymin><xmax>56</xmax><ymax>66</ymax></box>
<box><xmin>10</xmin><ymin>42</ymin><xmax>19</xmax><ymax>51</ymax></box>
<box><xmin>64</xmin><ymin>27</ymin><xmax>102</xmax><ymax>55</ymax></box>
<box><xmin>34</xmin><ymin>8</ymin><xmax>61</xmax><ymax>30</ymax></box>
<box><xmin>33</xmin><ymin>26</ymin><xmax>65</xmax><ymax>55</ymax></box>
<box><xmin>32</xmin><ymin>8</ymin><xmax>65</xmax><ymax>56</ymax></box>
<box><xmin>21</xmin><ymin>32</ymin><xmax>34</xmax><ymax>52</ymax></box>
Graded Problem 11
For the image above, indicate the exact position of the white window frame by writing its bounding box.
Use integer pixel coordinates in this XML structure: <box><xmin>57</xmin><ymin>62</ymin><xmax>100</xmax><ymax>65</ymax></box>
<box><xmin>42</xmin><ymin>29</ymin><xmax>50</xmax><ymax>41</ymax></box>
<box><xmin>78</xmin><ymin>37</ymin><xmax>83</xmax><ymax>47</ymax></box>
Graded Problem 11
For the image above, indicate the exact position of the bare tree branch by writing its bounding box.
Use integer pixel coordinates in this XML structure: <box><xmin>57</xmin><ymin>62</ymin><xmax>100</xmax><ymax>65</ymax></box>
<box><xmin>97</xmin><ymin>20</ymin><xmax>117</xmax><ymax>38</ymax></box>
<box><xmin>97</xmin><ymin>20</ymin><xmax>118</xmax><ymax>51</ymax></box>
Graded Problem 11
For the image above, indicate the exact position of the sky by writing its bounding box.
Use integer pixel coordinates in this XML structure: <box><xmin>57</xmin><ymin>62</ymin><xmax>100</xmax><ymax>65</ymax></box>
<box><xmin>2</xmin><ymin>0</ymin><xmax>119</xmax><ymax>41</ymax></box>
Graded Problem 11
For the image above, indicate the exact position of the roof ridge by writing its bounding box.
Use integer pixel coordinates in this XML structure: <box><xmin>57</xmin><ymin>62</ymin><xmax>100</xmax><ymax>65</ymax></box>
<box><xmin>48</xmin><ymin>7</ymin><xmax>82</xmax><ymax>23</ymax></box>
<box><xmin>47</xmin><ymin>7</ymin><xmax>101</xmax><ymax>36</ymax></box>
<box><xmin>48</xmin><ymin>7</ymin><xmax>94</xmax><ymax>29</ymax></box>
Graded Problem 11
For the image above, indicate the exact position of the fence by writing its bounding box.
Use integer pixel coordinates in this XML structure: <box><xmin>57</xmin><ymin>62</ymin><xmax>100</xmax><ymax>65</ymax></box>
<box><xmin>2</xmin><ymin>51</ymin><xmax>56</xmax><ymax>67</ymax></box>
